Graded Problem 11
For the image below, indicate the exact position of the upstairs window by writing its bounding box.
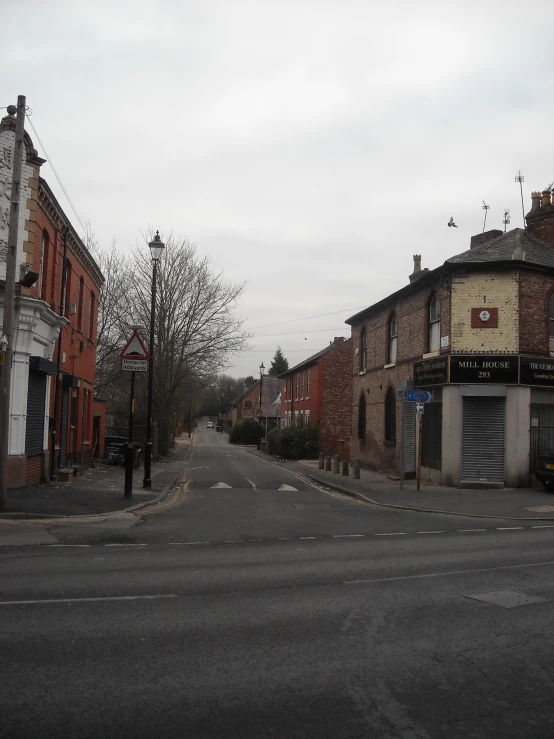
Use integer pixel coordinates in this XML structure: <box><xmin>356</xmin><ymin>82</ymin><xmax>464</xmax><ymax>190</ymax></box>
<box><xmin>385</xmin><ymin>387</ymin><xmax>396</xmax><ymax>444</ymax></box>
<box><xmin>388</xmin><ymin>313</ymin><xmax>398</xmax><ymax>364</ymax></box>
<box><xmin>358</xmin><ymin>394</ymin><xmax>366</xmax><ymax>443</ymax></box>
<box><xmin>550</xmin><ymin>296</ymin><xmax>554</xmax><ymax>354</ymax></box>
<box><xmin>360</xmin><ymin>326</ymin><xmax>367</xmax><ymax>371</ymax></box>
<box><xmin>296</xmin><ymin>375</ymin><xmax>299</xmax><ymax>400</ymax></box>
<box><xmin>89</xmin><ymin>292</ymin><xmax>95</xmax><ymax>340</ymax></box>
<box><xmin>307</xmin><ymin>369</ymin><xmax>311</xmax><ymax>398</ymax></box>
<box><xmin>302</xmin><ymin>372</ymin><xmax>305</xmax><ymax>399</ymax></box>
<box><xmin>77</xmin><ymin>277</ymin><xmax>84</xmax><ymax>331</ymax></box>
<box><xmin>38</xmin><ymin>229</ymin><xmax>49</xmax><ymax>299</ymax></box>
<box><xmin>428</xmin><ymin>293</ymin><xmax>441</xmax><ymax>352</ymax></box>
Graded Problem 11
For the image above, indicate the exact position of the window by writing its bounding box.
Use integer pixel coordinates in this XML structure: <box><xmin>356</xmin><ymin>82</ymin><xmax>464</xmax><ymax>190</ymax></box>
<box><xmin>302</xmin><ymin>372</ymin><xmax>305</xmax><ymax>399</ymax></box>
<box><xmin>307</xmin><ymin>369</ymin><xmax>311</xmax><ymax>398</ymax></box>
<box><xmin>360</xmin><ymin>326</ymin><xmax>367</xmax><ymax>371</ymax></box>
<box><xmin>296</xmin><ymin>375</ymin><xmax>299</xmax><ymax>400</ymax></box>
<box><xmin>77</xmin><ymin>277</ymin><xmax>84</xmax><ymax>331</ymax></box>
<box><xmin>388</xmin><ymin>313</ymin><xmax>398</xmax><ymax>364</ymax></box>
<box><xmin>89</xmin><ymin>292</ymin><xmax>95</xmax><ymax>340</ymax></box>
<box><xmin>358</xmin><ymin>394</ymin><xmax>366</xmax><ymax>443</ymax></box>
<box><xmin>38</xmin><ymin>229</ymin><xmax>48</xmax><ymax>299</ymax></box>
<box><xmin>304</xmin><ymin>410</ymin><xmax>310</xmax><ymax>424</ymax></box>
<box><xmin>550</xmin><ymin>295</ymin><xmax>554</xmax><ymax>354</ymax></box>
<box><xmin>385</xmin><ymin>387</ymin><xmax>396</xmax><ymax>444</ymax></box>
<box><xmin>428</xmin><ymin>293</ymin><xmax>440</xmax><ymax>352</ymax></box>
<box><xmin>63</xmin><ymin>260</ymin><xmax>72</xmax><ymax>318</ymax></box>
<box><xmin>244</xmin><ymin>400</ymin><xmax>252</xmax><ymax>409</ymax></box>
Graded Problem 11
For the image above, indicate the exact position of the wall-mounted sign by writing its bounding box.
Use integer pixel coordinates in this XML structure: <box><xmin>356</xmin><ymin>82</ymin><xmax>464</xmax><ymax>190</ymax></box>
<box><xmin>449</xmin><ymin>355</ymin><xmax>518</xmax><ymax>384</ymax></box>
<box><xmin>413</xmin><ymin>357</ymin><xmax>448</xmax><ymax>387</ymax></box>
<box><xmin>520</xmin><ymin>356</ymin><xmax>554</xmax><ymax>387</ymax></box>
<box><xmin>440</xmin><ymin>335</ymin><xmax>449</xmax><ymax>348</ymax></box>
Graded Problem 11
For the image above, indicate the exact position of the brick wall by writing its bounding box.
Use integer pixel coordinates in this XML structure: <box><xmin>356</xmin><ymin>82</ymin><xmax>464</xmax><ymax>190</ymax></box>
<box><xmin>280</xmin><ymin>362</ymin><xmax>322</xmax><ymax>424</ymax></box>
<box><xmin>451</xmin><ymin>272</ymin><xmax>519</xmax><ymax>353</ymax></box>
<box><xmin>519</xmin><ymin>272</ymin><xmax>554</xmax><ymax>355</ymax></box>
<box><xmin>350</xmin><ymin>275</ymin><xmax>450</xmax><ymax>474</ymax></box>
<box><xmin>320</xmin><ymin>338</ymin><xmax>352</xmax><ymax>461</ymax></box>
<box><xmin>526</xmin><ymin>192</ymin><xmax>554</xmax><ymax>246</ymax></box>
<box><xmin>25</xmin><ymin>455</ymin><xmax>42</xmax><ymax>486</ymax></box>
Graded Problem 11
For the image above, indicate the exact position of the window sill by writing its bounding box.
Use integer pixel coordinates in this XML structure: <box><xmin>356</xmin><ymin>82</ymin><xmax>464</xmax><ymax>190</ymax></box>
<box><xmin>384</xmin><ymin>440</ymin><xmax>396</xmax><ymax>447</ymax></box>
<box><xmin>384</xmin><ymin>362</ymin><xmax>396</xmax><ymax>369</ymax></box>
<box><xmin>358</xmin><ymin>370</ymin><xmax>367</xmax><ymax>376</ymax></box>
<box><xmin>422</xmin><ymin>351</ymin><xmax>440</xmax><ymax>359</ymax></box>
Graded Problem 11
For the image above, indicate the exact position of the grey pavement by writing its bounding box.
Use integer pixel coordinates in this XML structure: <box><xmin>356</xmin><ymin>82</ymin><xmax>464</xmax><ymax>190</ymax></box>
<box><xmin>3</xmin><ymin>426</ymin><xmax>554</xmax><ymax>737</ymax></box>
<box><xmin>247</xmin><ymin>452</ymin><xmax>554</xmax><ymax>521</ymax></box>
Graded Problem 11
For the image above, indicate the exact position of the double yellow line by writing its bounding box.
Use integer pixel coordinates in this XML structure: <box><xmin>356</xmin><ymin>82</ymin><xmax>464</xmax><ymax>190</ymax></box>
<box><xmin>140</xmin><ymin>473</ymin><xmax>189</xmax><ymax>517</ymax></box>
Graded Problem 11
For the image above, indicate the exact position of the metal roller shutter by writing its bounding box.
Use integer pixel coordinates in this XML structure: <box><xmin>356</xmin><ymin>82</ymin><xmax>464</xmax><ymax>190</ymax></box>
<box><xmin>60</xmin><ymin>387</ymin><xmax>69</xmax><ymax>467</ymax></box>
<box><xmin>404</xmin><ymin>402</ymin><xmax>416</xmax><ymax>473</ymax></box>
<box><xmin>25</xmin><ymin>371</ymin><xmax>47</xmax><ymax>457</ymax></box>
<box><xmin>462</xmin><ymin>397</ymin><xmax>505</xmax><ymax>483</ymax></box>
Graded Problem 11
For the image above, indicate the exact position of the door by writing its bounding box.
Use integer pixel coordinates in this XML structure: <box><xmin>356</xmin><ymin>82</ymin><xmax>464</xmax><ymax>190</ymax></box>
<box><xmin>462</xmin><ymin>396</ymin><xmax>505</xmax><ymax>483</ymax></box>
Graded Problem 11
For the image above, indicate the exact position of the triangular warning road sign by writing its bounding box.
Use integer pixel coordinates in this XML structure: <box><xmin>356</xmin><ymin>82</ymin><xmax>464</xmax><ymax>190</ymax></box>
<box><xmin>120</xmin><ymin>331</ymin><xmax>149</xmax><ymax>360</ymax></box>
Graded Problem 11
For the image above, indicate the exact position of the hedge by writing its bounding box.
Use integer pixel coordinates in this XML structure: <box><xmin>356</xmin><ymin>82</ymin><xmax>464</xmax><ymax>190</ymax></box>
<box><xmin>229</xmin><ymin>419</ymin><xmax>259</xmax><ymax>445</ymax></box>
<box><xmin>266</xmin><ymin>423</ymin><xmax>319</xmax><ymax>460</ymax></box>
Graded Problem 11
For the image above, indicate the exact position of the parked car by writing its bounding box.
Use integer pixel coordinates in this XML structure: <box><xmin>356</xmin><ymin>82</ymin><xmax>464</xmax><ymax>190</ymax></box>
<box><xmin>207</xmin><ymin>421</ymin><xmax>214</xmax><ymax>429</ymax></box>
<box><xmin>535</xmin><ymin>452</ymin><xmax>554</xmax><ymax>489</ymax></box>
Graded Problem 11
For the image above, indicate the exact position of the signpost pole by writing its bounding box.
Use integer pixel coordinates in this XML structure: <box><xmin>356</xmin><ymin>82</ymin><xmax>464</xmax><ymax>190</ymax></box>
<box><xmin>416</xmin><ymin>412</ymin><xmax>423</xmax><ymax>492</ymax></box>
<box><xmin>124</xmin><ymin>371</ymin><xmax>136</xmax><ymax>499</ymax></box>
<box><xmin>400</xmin><ymin>395</ymin><xmax>406</xmax><ymax>490</ymax></box>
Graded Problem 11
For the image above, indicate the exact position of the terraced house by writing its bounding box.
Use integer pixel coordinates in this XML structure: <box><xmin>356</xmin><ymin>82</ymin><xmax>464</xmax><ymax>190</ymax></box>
<box><xmin>347</xmin><ymin>187</ymin><xmax>554</xmax><ymax>488</ymax></box>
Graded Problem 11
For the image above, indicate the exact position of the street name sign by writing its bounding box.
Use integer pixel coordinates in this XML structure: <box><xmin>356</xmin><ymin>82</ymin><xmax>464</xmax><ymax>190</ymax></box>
<box><xmin>406</xmin><ymin>390</ymin><xmax>432</xmax><ymax>403</ymax></box>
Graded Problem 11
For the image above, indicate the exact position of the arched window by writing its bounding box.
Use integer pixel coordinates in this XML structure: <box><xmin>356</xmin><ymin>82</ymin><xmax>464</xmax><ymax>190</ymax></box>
<box><xmin>388</xmin><ymin>313</ymin><xmax>398</xmax><ymax>364</ymax></box>
<box><xmin>549</xmin><ymin>295</ymin><xmax>554</xmax><ymax>354</ymax></box>
<box><xmin>358</xmin><ymin>394</ymin><xmax>366</xmax><ymax>443</ymax></box>
<box><xmin>385</xmin><ymin>387</ymin><xmax>396</xmax><ymax>444</ymax></box>
<box><xmin>360</xmin><ymin>326</ymin><xmax>367</xmax><ymax>371</ymax></box>
<box><xmin>428</xmin><ymin>293</ymin><xmax>441</xmax><ymax>352</ymax></box>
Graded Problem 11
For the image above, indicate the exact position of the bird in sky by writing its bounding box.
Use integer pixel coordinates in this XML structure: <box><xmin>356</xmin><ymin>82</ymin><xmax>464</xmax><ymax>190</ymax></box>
<box><xmin>448</xmin><ymin>217</ymin><xmax>458</xmax><ymax>228</ymax></box>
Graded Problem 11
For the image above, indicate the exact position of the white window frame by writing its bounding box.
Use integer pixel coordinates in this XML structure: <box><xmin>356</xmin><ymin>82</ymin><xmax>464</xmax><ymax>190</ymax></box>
<box><xmin>307</xmin><ymin>369</ymin><xmax>311</xmax><ymax>398</ymax></box>
<box><xmin>428</xmin><ymin>294</ymin><xmax>440</xmax><ymax>352</ymax></box>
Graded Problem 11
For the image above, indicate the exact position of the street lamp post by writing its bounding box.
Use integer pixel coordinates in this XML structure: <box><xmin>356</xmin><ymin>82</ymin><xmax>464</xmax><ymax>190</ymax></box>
<box><xmin>257</xmin><ymin>362</ymin><xmax>265</xmax><ymax>450</ymax></box>
<box><xmin>143</xmin><ymin>231</ymin><xmax>164</xmax><ymax>489</ymax></box>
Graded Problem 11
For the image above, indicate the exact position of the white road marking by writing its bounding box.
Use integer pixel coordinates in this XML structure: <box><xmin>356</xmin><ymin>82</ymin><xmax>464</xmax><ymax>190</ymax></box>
<box><xmin>278</xmin><ymin>537</ymin><xmax>292</xmax><ymax>540</ymax></box>
<box><xmin>344</xmin><ymin>559</ymin><xmax>554</xmax><ymax>586</ymax></box>
<box><xmin>332</xmin><ymin>534</ymin><xmax>365</xmax><ymax>538</ymax></box>
<box><xmin>47</xmin><ymin>544</ymin><xmax>91</xmax><ymax>547</ymax></box>
<box><xmin>0</xmin><ymin>594</ymin><xmax>178</xmax><ymax>606</ymax></box>
<box><xmin>457</xmin><ymin>529</ymin><xmax>487</xmax><ymax>532</ymax></box>
<box><xmin>224</xmin><ymin>540</ymin><xmax>242</xmax><ymax>543</ymax></box>
<box><xmin>104</xmin><ymin>543</ymin><xmax>147</xmax><ymax>547</ymax></box>
<box><xmin>210</xmin><ymin>482</ymin><xmax>232</xmax><ymax>488</ymax></box>
<box><xmin>300</xmin><ymin>536</ymin><xmax>316</xmax><ymax>540</ymax></box>
<box><xmin>374</xmin><ymin>532</ymin><xmax>407</xmax><ymax>536</ymax></box>
<box><xmin>417</xmin><ymin>531</ymin><xmax>446</xmax><ymax>535</ymax></box>
<box><xmin>245</xmin><ymin>478</ymin><xmax>257</xmax><ymax>489</ymax></box>
<box><xmin>171</xmin><ymin>541</ymin><xmax>208</xmax><ymax>545</ymax></box>
<box><xmin>496</xmin><ymin>527</ymin><xmax>524</xmax><ymax>531</ymax></box>
<box><xmin>278</xmin><ymin>484</ymin><xmax>298</xmax><ymax>491</ymax></box>
<box><xmin>532</xmin><ymin>525</ymin><xmax>554</xmax><ymax>529</ymax></box>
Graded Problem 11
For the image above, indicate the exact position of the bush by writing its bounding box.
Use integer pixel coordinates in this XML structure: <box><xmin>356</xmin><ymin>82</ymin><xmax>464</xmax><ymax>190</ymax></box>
<box><xmin>229</xmin><ymin>419</ymin><xmax>259</xmax><ymax>445</ymax></box>
<box><xmin>266</xmin><ymin>423</ymin><xmax>319</xmax><ymax>460</ymax></box>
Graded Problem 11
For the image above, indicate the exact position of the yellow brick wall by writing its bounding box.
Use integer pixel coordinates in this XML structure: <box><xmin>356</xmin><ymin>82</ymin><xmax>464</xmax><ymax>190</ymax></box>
<box><xmin>450</xmin><ymin>272</ymin><xmax>519</xmax><ymax>352</ymax></box>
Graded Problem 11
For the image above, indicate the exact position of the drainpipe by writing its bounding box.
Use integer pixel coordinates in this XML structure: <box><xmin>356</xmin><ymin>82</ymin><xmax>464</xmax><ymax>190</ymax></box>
<box><xmin>50</xmin><ymin>223</ymin><xmax>68</xmax><ymax>478</ymax></box>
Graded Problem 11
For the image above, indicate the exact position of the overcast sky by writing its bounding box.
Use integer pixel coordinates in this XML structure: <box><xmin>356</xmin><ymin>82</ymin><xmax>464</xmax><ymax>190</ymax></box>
<box><xmin>3</xmin><ymin>0</ymin><xmax>554</xmax><ymax>378</ymax></box>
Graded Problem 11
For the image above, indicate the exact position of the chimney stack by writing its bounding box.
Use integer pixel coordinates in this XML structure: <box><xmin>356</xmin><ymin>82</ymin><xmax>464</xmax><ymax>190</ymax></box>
<box><xmin>526</xmin><ymin>187</ymin><xmax>554</xmax><ymax>246</ymax></box>
<box><xmin>409</xmin><ymin>255</ymin><xmax>429</xmax><ymax>283</ymax></box>
<box><xmin>470</xmin><ymin>229</ymin><xmax>503</xmax><ymax>249</ymax></box>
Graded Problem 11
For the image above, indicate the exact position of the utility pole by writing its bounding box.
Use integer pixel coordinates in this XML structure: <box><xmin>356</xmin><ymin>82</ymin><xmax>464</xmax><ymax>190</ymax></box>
<box><xmin>0</xmin><ymin>96</ymin><xmax>26</xmax><ymax>511</ymax></box>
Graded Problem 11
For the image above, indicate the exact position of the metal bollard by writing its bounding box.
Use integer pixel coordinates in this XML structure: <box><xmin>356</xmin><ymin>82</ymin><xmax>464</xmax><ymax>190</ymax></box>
<box><xmin>341</xmin><ymin>460</ymin><xmax>349</xmax><ymax>476</ymax></box>
<box><xmin>332</xmin><ymin>455</ymin><xmax>339</xmax><ymax>474</ymax></box>
<box><xmin>325</xmin><ymin>456</ymin><xmax>332</xmax><ymax>471</ymax></box>
<box><xmin>353</xmin><ymin>461</ymin><xmax>360</xmax><ymax>479</ymax></box>
<box><xmin>318</xmin><ymin>452</ymin><xmax>325</xmax><ymax>470</ymax></box>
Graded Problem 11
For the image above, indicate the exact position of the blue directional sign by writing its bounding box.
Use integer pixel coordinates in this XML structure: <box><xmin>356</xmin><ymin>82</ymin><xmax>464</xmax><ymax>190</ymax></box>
<box><xmin>406</xmin><ymin>390</ymin><xmax>432</xmax><ymax>403</ymax></box>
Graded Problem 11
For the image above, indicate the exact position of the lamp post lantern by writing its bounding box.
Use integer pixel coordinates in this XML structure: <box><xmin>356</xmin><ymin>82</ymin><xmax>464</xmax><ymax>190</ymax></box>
<box><xmin>257</xmin><ymin>362</ymin><xmax>265</xmax><ymax>450</ymax></box>
<box><xmin>143</xmin><ymin>230</ymin><xmax>164</xmax><ymax>489</ymax></box>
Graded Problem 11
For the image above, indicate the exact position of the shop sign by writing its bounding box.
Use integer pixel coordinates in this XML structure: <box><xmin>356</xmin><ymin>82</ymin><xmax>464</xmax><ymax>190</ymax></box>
<box><xmin>413</xmin><ymin>356</ymin><xmax>448</xmax><ymax>387</ymax></box>
<box><xmin>449</xmin><ymin>355</ymin><xmax>518</xmax><ymax>384</ymax></box>
<box><xmin>520</xmin><ymin>356</ymin><xmax>554</xmax><ymax>387</ymax></box>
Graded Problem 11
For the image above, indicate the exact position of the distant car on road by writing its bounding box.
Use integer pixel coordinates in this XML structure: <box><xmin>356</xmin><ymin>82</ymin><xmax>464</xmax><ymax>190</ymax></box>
<box><xmin>535</xmin><ymin>452</ymin><xmax>554</xmax><ymax>490</ymax></box>
<box><xmin>207</xmin><ymin>422</ymin><xmax>214</xmax><ymax>429</ymax></box>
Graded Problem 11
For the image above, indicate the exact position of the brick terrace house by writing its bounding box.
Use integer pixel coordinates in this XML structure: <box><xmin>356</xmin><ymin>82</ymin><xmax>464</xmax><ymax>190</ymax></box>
<box><xmin>279</xmin><ymin>338</ymin><xmax>352</xmax><ymax>458</ymax></box>
<box><xmin>346</xmin><ymin>187</ymin><xmax>554</xmax><ymax>488</ymax></box>
<box><xmin>230</xmin><ymin>376</ymin><xmax>281</xmax><ymax>428</ymax></box>
<box><xmin>0</xmin><ymin>108</ymin><xmax>103</xmax><ymax>486</ymax></box>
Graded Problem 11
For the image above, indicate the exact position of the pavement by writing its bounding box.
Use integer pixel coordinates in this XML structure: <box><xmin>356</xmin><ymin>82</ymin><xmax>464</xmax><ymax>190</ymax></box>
<box><xmin>2</xmin><ymin>426</ymin><xmax>554</xmax><ymax>738</ymax></box>
<box><xmin>1</xmin><ymin>436</ymin><xmax>192</xmax><ymax>518</ymax></box>
<box><xmin>242</xmin><ymin>449</ymin><xmax>554</xmax><ymax>521</ymax></box>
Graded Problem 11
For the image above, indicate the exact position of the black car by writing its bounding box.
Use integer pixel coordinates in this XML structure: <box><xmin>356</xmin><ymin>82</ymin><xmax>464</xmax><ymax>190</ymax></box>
<box><xmin>535</xmin><ymin>452</ymin><xmax>554</xmax><ymax>490</ymax></box>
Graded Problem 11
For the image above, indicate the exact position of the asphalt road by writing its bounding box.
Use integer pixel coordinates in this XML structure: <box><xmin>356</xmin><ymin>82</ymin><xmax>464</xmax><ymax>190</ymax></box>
<box><xmin>2</xmin><ymin>427</ymin><xmax>554</xmax><ymax>738</ymax></box>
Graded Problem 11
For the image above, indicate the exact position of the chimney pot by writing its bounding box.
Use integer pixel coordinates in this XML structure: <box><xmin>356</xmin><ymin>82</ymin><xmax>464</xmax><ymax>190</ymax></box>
<box><xmin>542</xmin><ymin>190</ymin><xmax>552</xmax><ymax>208</ymax></box>
<box><xmin>531</xmin><ymin>191</ymin><xmax>542</xmax><ymax>211</ymax></box>
<box><xmin>413</xmin><ymin>254</ymin><xmax>422</xmax><ymax>273</ymax></box>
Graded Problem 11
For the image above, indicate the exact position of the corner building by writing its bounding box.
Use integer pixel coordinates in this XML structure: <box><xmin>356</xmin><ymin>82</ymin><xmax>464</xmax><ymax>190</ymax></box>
<box><xmin>347</xmin><ymin>188</ymin><xmax>554</xmax><ymax>488</ymax></box>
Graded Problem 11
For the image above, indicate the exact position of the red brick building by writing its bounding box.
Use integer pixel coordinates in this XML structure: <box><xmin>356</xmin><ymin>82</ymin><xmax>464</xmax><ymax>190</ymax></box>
<box><xmin>279</xmin><ymin>338</ymin><xmax>348</xmax><ymax>429</ymax></box>
<box><xmin>319</xmin><ymin>338</ymin><xmax>352</xmax><ymax>461</ymax></box>
<box><xmin>0</xmin><ymin>108</ymin><xmax>103</xmax><ymax>486</ymax></box>
<box><xmin>346</xmin><ymin>187</ymin><xmax>554</xmax><ymax>488</ymax></box>
<box><xmin>230</xmin><ymin>376</ymin><xmax>280</xmax><ymax>427</ymax></box>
